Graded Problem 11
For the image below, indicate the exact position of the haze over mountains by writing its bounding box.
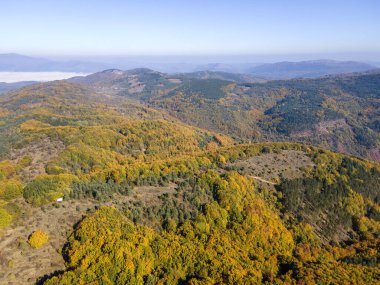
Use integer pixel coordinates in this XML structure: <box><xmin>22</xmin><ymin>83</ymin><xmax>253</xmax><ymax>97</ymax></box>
<box><xmin>0</xmin><ymin>53</ymin><xmax>378</xmax><ymax>80</ymax></box>
<box><xmin>0</xmin><ymin>53</ymin><xmax>109</xmax><ymax>73</ymax></box>
<box><xmin>247</xmin><ymin>60</ymin><xmax>376</xmax><ymax>79</ymax></box>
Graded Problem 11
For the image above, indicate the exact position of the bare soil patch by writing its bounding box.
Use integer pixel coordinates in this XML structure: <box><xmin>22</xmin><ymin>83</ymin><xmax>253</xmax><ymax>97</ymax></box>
<box><xmin>229</xmin><ymin>150</ymin><xmax>314</xmax><ymax>183</ymax></box>
<box><xmin>10</xmin><ymin>137</ymin><xmax>65</xmax><ymax>182</ymax></box>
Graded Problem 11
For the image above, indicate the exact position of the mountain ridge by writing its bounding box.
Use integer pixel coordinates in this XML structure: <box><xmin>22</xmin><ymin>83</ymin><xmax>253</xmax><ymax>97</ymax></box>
<box><xmin>1</xmin><ymin>54</ymin><xmax>377</xmax><ymax>79</ymax></box>
<box><xmin>248</xmin><ymin>59</ymin><xmax>376</xmax><ymax>79</ymax></box>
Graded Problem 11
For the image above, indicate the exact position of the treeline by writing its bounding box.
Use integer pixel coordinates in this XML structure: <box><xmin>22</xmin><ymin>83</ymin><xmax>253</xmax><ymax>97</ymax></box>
<box><xmin>146</xmin><ymin>73</ymin><xmax>380</xmax><ymax>161</ymax></box>
<box><xmin>44</xmin><ymin>172</ymin><xmax>296</xmax><ymax>284</ymax></box>
<box><xmin>44</xmin><ymin>169</ymin><xmax>380</xmax><ymax>284</ymax></box>
<box><xmin>277</xmin><ymin>151</ymin><xmax>380</xmax><ymax>242</ymax></box>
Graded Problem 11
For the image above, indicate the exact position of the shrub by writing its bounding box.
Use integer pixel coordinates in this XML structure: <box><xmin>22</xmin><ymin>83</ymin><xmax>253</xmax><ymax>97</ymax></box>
<box><xmin>23</xmin><ymin>174</ymin><xmax>77</xmax><ymax>206</ymax></box>
<box><xmin>0</xmin><ymin>208</ymin><xmax>12</xmax><ymax>229</ymax></box>
<box><xmin>28</xmin><ymin>230</ymin><xmax>49</xmax><ymax>248</ymax></box>
<box><xmin>0</xmin><ymin>179</ymin><xmax>23</xmax><ymax>201</ymax></box>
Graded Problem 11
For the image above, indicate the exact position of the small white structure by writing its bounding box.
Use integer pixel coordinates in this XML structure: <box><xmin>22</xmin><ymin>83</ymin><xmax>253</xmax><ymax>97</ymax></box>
<box><xmin>56</xmin><ymin>197</ymin><xmax>63</xmax><ymax>202</ymax></box>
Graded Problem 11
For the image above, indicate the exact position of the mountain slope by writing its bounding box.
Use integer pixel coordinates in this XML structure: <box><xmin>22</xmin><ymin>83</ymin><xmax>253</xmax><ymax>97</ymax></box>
<box><xmin>40</xmin><ymin>144</ymin><xmax>380</xmax><ymax>284</ymax></box>
<box><xmin>146</xmin><ymin>72</ymin><xmax>380</xmax><ymax>162</ymax></box>
<box><xmin>72</xmin><ymin>68</ymin><xmax>380</xmax><ymax>162</ymax></box>
<box><xmin>0</xmin><ymin>81</ymin><xmax>36</xmax><ymax>94</ymax></box>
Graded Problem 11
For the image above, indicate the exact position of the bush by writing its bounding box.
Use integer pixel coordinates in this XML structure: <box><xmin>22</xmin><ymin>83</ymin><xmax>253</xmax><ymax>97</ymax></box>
<box><xmin>0</xmin><ymin>179</ymin><xmax>23</xmax><ymax>201</ymax></box>
<box><xmin>0</xmin><ymin>208</ymin><xmax>12</xmax><ymax>229</ymax></box>
<box><xmin>28</xmin><ymin>230</ymin><xmax>49</xmax><ymax>248</ymax></box>
<box><xmin>70</xmin><ymin>180</ymin><xmax>132</xmax><ymax>201</ymax></box>
<box><xmin>23</xmin><ymin>174</ymin><xmax>77</xmax><ymax>206</ymax></box>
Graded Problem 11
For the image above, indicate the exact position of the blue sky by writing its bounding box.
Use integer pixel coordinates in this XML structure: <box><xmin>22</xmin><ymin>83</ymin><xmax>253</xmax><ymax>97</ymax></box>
<box><xmin>1</xmin><ymin>0</ymin><xmax>380</xmax><ymax>60</ymax></box>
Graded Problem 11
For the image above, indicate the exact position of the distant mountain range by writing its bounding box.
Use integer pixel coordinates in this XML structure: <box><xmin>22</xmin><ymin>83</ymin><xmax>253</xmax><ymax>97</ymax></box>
<box><xmin>0</xmin><ymin>53</ymin><xmax>377</xmax><ymax>79</ymax></box>
<box><xmin>248</xmin><ymin>60</ymin><xmax>376</xmax><ymax>79</ymax></box>
<box><xmin>178</xmin><ymin>70</ymin><xmax>266</xmax><ymax>83</ymax></box>
<box><xmin>0</xmin><ymin>53</ymin><xmax>110</xmax><ymax>72</ymax></box>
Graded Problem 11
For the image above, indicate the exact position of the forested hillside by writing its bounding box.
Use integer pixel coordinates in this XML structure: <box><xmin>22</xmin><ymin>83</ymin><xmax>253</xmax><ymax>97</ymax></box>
<box><xmin>149</xmin><ymin>73</ymin><xmax>380</xmax><ymax>162</ymax></box>
<box><xmin>0</xmin><ymin>82</ymin><xmax>36</xmax><ymax>94</ymax></box>
<box><xmin>0</xmin><ymin>79</ymin><xmax>379</xmax><ymax>284</ymax></box>
<box><xmin>73</xmin><ymin>69</ymin><xmax>380</xmax><ymax>162</ymax></box>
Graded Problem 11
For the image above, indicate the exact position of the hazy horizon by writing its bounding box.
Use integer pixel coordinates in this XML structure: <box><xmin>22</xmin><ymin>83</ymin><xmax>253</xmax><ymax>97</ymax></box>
<box><xmin>43</xmin><ymin>52</ymin><xmax>380</xmax><ymax>64</ymax></box>
<box><xmin>2</xmin><ymin>0</ymin><xmax>379</xmax><ymax>59</ymax></box>
<box><xmin>2</xmin><ymin>52</ymin><xmax>380</xmax><ymax>72</ymax></box>
<box><xmin>2</xmin><ymin>0</ymin><xmax>380</xmax><ymax>77</ymax></box>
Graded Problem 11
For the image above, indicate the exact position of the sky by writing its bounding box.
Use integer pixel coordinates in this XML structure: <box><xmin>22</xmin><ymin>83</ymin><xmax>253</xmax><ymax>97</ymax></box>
<box><xmin>1</xmin><ymin>0</ymin><xmax>380</xmax><ymax>61</ymax></box>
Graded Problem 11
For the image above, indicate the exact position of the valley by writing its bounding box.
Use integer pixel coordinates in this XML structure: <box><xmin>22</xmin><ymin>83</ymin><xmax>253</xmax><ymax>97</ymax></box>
<box><xmin>70</xmin><ymin>68</ymin><xmax>380</xmax><ymax>162</ymax></box>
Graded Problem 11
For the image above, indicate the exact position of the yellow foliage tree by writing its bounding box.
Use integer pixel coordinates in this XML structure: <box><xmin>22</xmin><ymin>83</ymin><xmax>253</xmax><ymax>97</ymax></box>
<box><xmin>28</xmin><ymin>230</ymin><xmax>49</xmax><ymax>248</ymax></box>
<box><xmin>0</xmin><ymin>209</ymin><xmax>12</xmax><ymax>229</ymax></box>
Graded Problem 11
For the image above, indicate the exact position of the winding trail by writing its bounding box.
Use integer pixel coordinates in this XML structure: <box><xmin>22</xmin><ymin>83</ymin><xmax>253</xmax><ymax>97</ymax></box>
<box><xmin>249</xmin><ymin>175</ymin><xmax>277</xmax><ymax>185</ymax></box>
